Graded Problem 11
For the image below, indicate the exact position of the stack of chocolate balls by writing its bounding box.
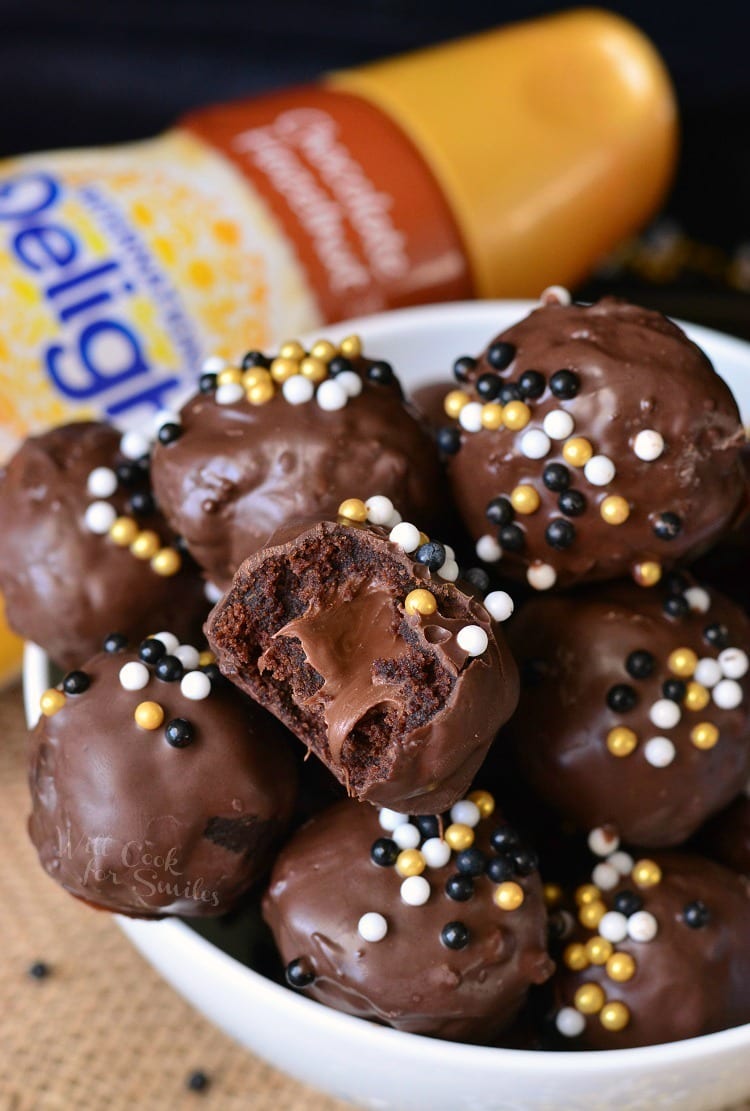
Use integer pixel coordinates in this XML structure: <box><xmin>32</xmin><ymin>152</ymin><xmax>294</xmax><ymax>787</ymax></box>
<box><xmin>6</xmin><ymin>296</ymin><xmax>750</xmax><ymax>1049</ymax></box>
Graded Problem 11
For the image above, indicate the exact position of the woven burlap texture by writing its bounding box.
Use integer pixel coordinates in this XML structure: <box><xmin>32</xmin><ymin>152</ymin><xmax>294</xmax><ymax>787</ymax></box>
<box><xmin>0</xmin><ymin>689</ymin><xmax>348</xmax><ymax>1111</ymax></box>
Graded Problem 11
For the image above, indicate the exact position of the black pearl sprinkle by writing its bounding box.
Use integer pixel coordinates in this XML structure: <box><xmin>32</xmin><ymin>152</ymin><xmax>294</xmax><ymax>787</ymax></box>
<box><xmin>436</xmin><ymin>427</ymin><xmax>461</xmax><ymax>455</ymax></box>
<box><xmin>415</xmin><ymin>815</ymin><xmax>440</xmax><ymax>839</ymax></box>
<box><xmin>486</xmin><ymin>856</ymin><xmax>514</xmax><ymax>883</ymax></box>
<box><xmin>138</xmin><ymin>637</ymin><xmax>166</xmax><ymax>664</ymax></box>
<box><xmin>486</xmin><ymin>496</ymin><xmax>514</xmax><ymax>526</ymax></box>
<box><xmin>446</xmin><ymin>874</ymin><xmax>474</xmax><ymax>901</ymax></box>
<box><xmin>558</xmin><ymin>489</ymin><xmax>586</xmax><ymax>517</ymax></box>
<box><xmin>683</xmin><ymin>900</ymin><xmax>711</xmax><ymax>929</ymax></box>
<box><xmin>663</xmin><ymin>595</ymin><xmax>690</xmax><ymax>619</ymax></box>
<box><xmin>200</xmin><ymin>663</ymin><xmax>225</xmax><ymax>686</ymax></box>
<box><xmin>613</xmin><ymin>890</ymin><xmax>643</xmax><ymax>916</ymax></box>
<box><xmin>607</xmin><ymin>684</ymin><xmax>637</xmax><ymax>713</ymax></box>
<box><xmin>704</xmin><ymin>623</ymin><xmax>730</xmax><ymax>649</ymax></box>
<box><xmin>465</xmin><ymin>566</ymin><xmax>490</xmax><ymax>593</ymax></box>
<box><xmin>129</xmin><ymin>490</ymin><xmax>156</xmax><ymax>517</ymax></box>
<box><xmin>663</xmin><ymin>678</ymin><xmax>687</xmax><ymax>703</ymax></box>
<box><xmin>543</xmin><ymin>463</ymin><xmax>570</xmax><ymax>492</ymax></box>
<box><xmin>415</xmin><ymin>540</ymin><xmax>446</xmax><ymax>572</ymax></box>
<box><xmin>490</xmin><ymin>826</ymin><xmax>520</xmax><ymax>853</ymax></box>
<box><xmin>441</xmin><ymin>921</ymin><xmax>470</xmax><ymax>950</ymax></box>
<box><xmin>499</xmin><ymin>524</ymin><xmax>525</xmax><ymax>552</ymax></box>
<box><xmin>285</xmin><ymin>958</ymin><xmax>315</xmax><ymax>988</ymax></box>
<box><xmin>157</xmin><ymin>422</ymin><xmax>182</xmax><ymax>445</ymax></box>
<box><xmin>155</xmin><ymin>655</ymin><xmax>184</xmax><ymax>682</ymax></box>
<box><xmin>453</xmin><ymin>355</ymin><xmax>476</xmax><ymax>382</ymax></box>
<box><xmin>28</xmin><ymin>961</ymin><xmax>50</xmax><ymax>980</ymax></box>
<box><xmin>518</xmin><ymin>370</ymin><xmax>546</xmax><ymax>399</ymax></box>
<box><xmin>626</xmin><ymin>650</ymin><xmax>655</xmax><ymax>679</ymax></box>
<box><xmin>476</xmin><ymin>373</ymin><xmax>502</xmax><ymax>401</ymax></box>
<box><xmin>115</xmin><ymin>461</ymin><xmax>141</xmax><ymax>486</ymax></box>
<box><xmin>545</xmin><ymin>518</ymin><xmax>576</xmax><ymax>550</ymax></box>
<box><xmin>165</xmin><ymin>718</ymin><xmax>194</xmax><ymax>748</ymax></box>
<box><xmin>186</xmin><ymin>1070</ymin><xmax>210</xmax><ymax>1094</ymax></box>
<box><xmin>370</xmin><ymin>838</ymin><xmax>399</xmax><ymax>867</ymax></box>
<box><xmin>653</xmin><ymin>512</ymin><xmax>682</xmax><ymax>540</ymax></box>
<box><xmin>367</xmin><ymin>360</ymin><xmax>394</xmax><ymax>385</ymax></box>
<box><xmin>549</xmin><ymin>369</ymin><xmax>580</xmax><ymax>399</ymax></box>
<box><xmin>511</xmin><ymin>847</ymin><xmax>539</xmax><ymax>876</ymax></box>
<box><xmin>499</xmin><ymin>383</ymin><xmax>522</xmax><ymax>404</ymax></box>
<box><xmin>62</xmin><ymin>670</ymin><xmax>90</xmax><ymax>694</ymax></box>
<box><xmin>487</xmin><ymin>341</ymin><xmax>515</xmax><ymax>370</ymax></box>
<box><xmin>455</xmin><ymin>848</ymin><xmax>487</xmax><ymax>876</ymax></box>
<box><xmin>241</xmin><ymin>349</ymin><xmax>271</xmax><ymax>369</ymax></box>
<box><xmin>328</xmin><ymin>355</ymin><xmax>353</xmax><ymax>376</ymax></box>
<box><xmin>198</xmin><ymin>372</ymin><xmax>217</xmax><ymax>393</ymax></box>
<box><xmin>103</xmin><ymin>632</ymin><xmax>128</xmax><ymax>653</ymax></box>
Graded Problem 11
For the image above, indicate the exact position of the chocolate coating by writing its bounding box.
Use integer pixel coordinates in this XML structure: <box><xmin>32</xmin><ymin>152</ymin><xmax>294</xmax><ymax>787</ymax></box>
<box><xmin>263</xmin><ymin>798</ymin><xmax>553</xmax><ymax>1042</ymax></box>
<box><xmin>446</xmin><ymin>298</ymin><xmax>745</xmax><ymax>588</ymax></box>
<box><xmin>550</xmin><ymin>853</ymin><xmax>750</xmax><ymax>1048</ymax></box>
<box><xmin>151</xmin><ymin>355</ymin><xmax>445</xmax><ymax>586</ymax></box>
<box><xmin>0</xmin><ymin>422</ymin><xmax>208</xmax><ymax>668</ymax></box>
<box><xmin>505</xmin><ymin>580</ymin><xmax>750</xmax><ymax>846</ymax></box>
<box><xmin>28</xmin><ymin>640</ymin><xmax>297</xmax><ymax>917</ymax></box>
<box><xmin>207</xmin><ymin>518</ymin><xmax>519</xmax><ymax>813</ymax></box>
<box><xmin>699</xmin><ymin>794</ymin><xmax>750</xmax><ymax>876</ymax></box>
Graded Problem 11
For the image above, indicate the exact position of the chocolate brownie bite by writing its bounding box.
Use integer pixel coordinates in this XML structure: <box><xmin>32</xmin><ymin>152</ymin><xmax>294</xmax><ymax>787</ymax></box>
<box><xmin>698</xmin><ymin>793</ymin><xmax>750</xmax><ymax>877</ymax></box>
<box><xmin>504</xmin><ymin>577</ymin><xmax>750</xmax><ymax>847</ymax></box>
<box><xmin>0</xmin><ymin>421</ymin><xmax>208</xmax><ymax>668</ymax></box>
<box><xmin>150</xmin><ymin>335</ymin><xmax>446</xmax><ymax>587</ymax></box>
<box><xmin>548</xmin><ymin>851</ymin><xmax>750</xmax><ymax>1048</ymax></box>
<box><xmin>263</xmin><ymin>792</ymin><xmax>553</xmax><ymax>1043</ymax></box>
<box><xmin>28</xmin><ymin>632</ymin><xmax>297</xmax><ymax>917</ymax></box>
<box><xmin>206</xmin><ymin>497</ymin><xmax>519</xmax><ymax>813</ymax></box>
<box><xmin>441</xmin><ymin>295</ymin><xmax>745</xmax><ymax>590</ymax></box>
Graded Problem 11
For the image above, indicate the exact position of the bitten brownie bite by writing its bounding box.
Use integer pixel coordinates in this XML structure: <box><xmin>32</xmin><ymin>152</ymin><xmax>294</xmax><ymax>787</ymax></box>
<box><xmin>0</xmin><ymin>421</ymin><xmax>208</xmax><ymax>668</ymax></box>
<box><xmin>207</xmin><ymin>497</ymin><xmax>518</xmax><ymax>813</ymax></box>
<box><xmin>263</xmin><ymin>793</ymin><xmax>553</xmax><ymax>1042</ymax></box>
<box><xmin>150</xmin><ymin>334</ymin><xmax>445</xmax><ymax>587</ymax></box>
<box><xmin>441</xmin><ymin>294</ymin><xmax>745</xmax><ymax>590</ymax></box>
<box><xmin>28</xmin><ymin>632</ymin><xmax>297</xmax><ymax>917</ymax></box>
<box><xmin>504</xmin><ymin>577</ymin><xmax>750</xmax><ymax>847</ymax></box>
<box><xmin>548</xmin><ymin>850</ymin><xmax>750</xmax><ymax>1048</ymax></box>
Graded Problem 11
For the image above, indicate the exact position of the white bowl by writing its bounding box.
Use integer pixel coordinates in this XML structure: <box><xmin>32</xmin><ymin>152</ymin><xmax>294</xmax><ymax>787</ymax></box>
<box><xmin>23</xmin><ymin>301</ymin><xmax>750</xmax><ymax>1111</ymax></box>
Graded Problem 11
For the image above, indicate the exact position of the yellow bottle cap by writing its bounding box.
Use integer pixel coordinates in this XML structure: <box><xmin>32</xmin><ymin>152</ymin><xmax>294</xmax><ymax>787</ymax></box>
<box><xmin>330</xmin><ymin>9</ymin><xmax>677</xmax><ymax>297</ymax></box>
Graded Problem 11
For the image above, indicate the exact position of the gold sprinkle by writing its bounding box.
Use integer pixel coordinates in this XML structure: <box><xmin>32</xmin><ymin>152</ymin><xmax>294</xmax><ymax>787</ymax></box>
<box><xmin>562</xmin><ymin>437</ymin><xmax>593</xmax><ymax>467</ymax></box>
<box><xmin>467</xmin><ymin>789</ymin><xmax>495</xmax><ymax>818</ymax></box>
<box><xmin>444</xmin><ymin>389</ymin><xmax>470</xmax><ymax>419</ymax></box>
<box><xmin>586</xmin><ymin>937</ymin><xmax>614</xmax><ymax>965</ymax></box>
<box><xmin>574</xmin><ymin>983</ymin><xmax>606</xmax><ymax>1015</ymax></box>
<box><xmin>543</xmin><ymin>883</ymin><xmax>564</xmax><ymax>908</ymax></box>
<box><xmin>502</xmin><ymin>401</ymin><xmax>531</xmax><ymax>431</ymax></box>
<box><xmin>579</xmin><ymin>900</ymin><xmax>607</xmax><ymax>929</ymax></box>
<box><xmin>338</xmin><ymin>334</ymin><xmax>362</xmax><ymax>359</ymax></box>
<box><xmin>606</xmin><ymin>726</ymin><xmax>638</xmax><ymax>757</ymax></box>
<box><xmin>684</xmin><ymin>681</ymin><xmax>710</xmax><ymax>711</ymax></box>
<box><xmin>632</xmin><ymin>859</ymin><xmax>662</xmax><ymax>888</ymax></box>
<box><xmin>279</xmin><ymin>340</ymin><xmax>305</xmax><ymax>360</ymax></box>
<box><xmin>691</xmin><ymin>722</ymin><xmax>719</xmax><ymax>750</ymax></box>
<box><xmin>494</xmin><ymin>881</ymin><xmax>525</xmax><ymax>911</ymax></box>
<box><xmin>269</xmin><ymin>357</ymin><xmax>298</xmax><ymax>384</ymax></box>
<box><xmin>395</xmin><ymin>849</ymin><xmax>425</xmax><ymax>877</ymax></box>
<box><xmin>299</xmin><ymin>355</ymin><xmax>327</xmax><ymax>384</ymax></box>
<box><xmin>563</xmin><ymin>943</ymin><xmax>590</xmax><ymax>971</ymax></box>
<box><xmin>198</xmin><ymin>651</ymin><xmax>215</xmax><ymax>667</ymax></box>
<box><xmin>668</xmin><ymin>647</ymin><xmax>698</xmax><ymax>678</ymax></box>
<box><xmin>510</xmin><ymin>484</ymin><xmax>540</xmax><ymax>515</ymax></box>
<box><xmin>130</xmin><ymin>530</ymin><xmax>161</xmax><ymax>560</ymax></box>
<box><xmin>418</xmin><ymin>531</ymin><xmax>429</xmax><ymax>546</ymax></box>
<box><xmin>633</xmin><ymin>561</ymin><xmax>662</xmax><ymax>587</ymax></box>
<box><xmin>150</xmin><ymin>548</ymin><xmax>181</xmax><ymax>577</ymax></box>
<box><xmin>575</xmin><ymin>884</ymin><xmax>601</xmax><ymax>906</ymax></box>
<box><xmin>600</xmin><ymin>495</ymin><xmax>630</xmax><ymax>525</ymax></box>
<box><xmin>243</xmin><ymin>366</ymin><xmax>272</xmax><ymax>390</ymax></box>
<box><xmin>404</xmin><ymin>589</ymin><xmax>437</xmax><ymax>617</ymax></box>
<box><xmin>40</xmin><ymin>688</ymin><xmax>66</xmax><ymax>716</ymax></box>
<box><xmin>480</xmin><ymin>402</ymin><xmax>504</xmax><ymax>429</ymax></box>
<box><xmin>606</xmin><ymin>952</ymin><xmax>636</xmax><ymax>983</ymax></box>
<box><xmin>444</xmin><ymin>823</ymin><xmax>474</xmax><ymax>851</ymax></box>
<box><xmin>109</xmin><ymin>516</ymin><xmax>138</xmax><ymax>547</ymax></box>
<box><xmin>600</xmin><ymin>1001</ymin><xmax>630</xmax><ymax>1031</ymax></box>
<box><xmin>337</xmin><ymin>498</ymin><xmax>368</xmax><ymax>523</ymax></box>
<box><xmin>246</xmin><ymin>379</ymin><xmax>275</xmax><ymax>405</ymax></box>
<box><xmin>310</xmin><ymin>339</ymin><xmax>337</xmax><ymax>362</ymax></box>
<box><xmin>134</xmin><ymin>701</ymin><xmax>164</xmax><ymax>730</ymax></box>
<box><xmin>216</xmin><ymin>367</ymin><xmax>242</xmax><ymax>387</ymax></box>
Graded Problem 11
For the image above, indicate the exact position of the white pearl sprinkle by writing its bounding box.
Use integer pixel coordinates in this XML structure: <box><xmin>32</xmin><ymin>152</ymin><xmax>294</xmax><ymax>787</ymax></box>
<box><xmin>443</xmin><ymin>545</ymin><xmax>456</xmax><ymax>561</ymax></box>
<box><xmin>84</xmin><ymin>500</ymin><xmax>117</xmax><ymax>535</ymax></box>
<box><xmin>86</xmin><ymin>466</ymin><xmax>118</xmax><ymax>498</ymax></box>
<box><xmin>201</xmin><ymin>354</ymin><xmax>227</xmax><ymax>374</ymax></box>
<box><xmin>358</xmin><ymin>912</ymin><xmax>387</xmax><ymax>942</ymax></box>
<box><xmin>152</xmin><ymin>632</ymin><xmax>180</xmax><ymax>655</ymax></box>
<box><xmin>456</xmin><ymin>625</ymin><xmax>489</xmax><ymax>657</ymax></box>
<box><xmin>719</xmin><ymin>648</ymin><xmax>748</xmax><ymax>680</ymax></box>
<box><xmin>385</xmin><ymin>509</ymin><xmax>403</xmax><ymax>528</ymax></box>
<box><xmin>400</xmin><ymin>875</ymin><xmax>431</xmax><ymax>906</ymax></box>
<box><xmin>598</xmin><ymin>911</ymin><xmax>629</xmax><ymax>944</ymax></box>
<box><xmin>458</xmin><ymin>401</ymin><xmax>483</xmax><ymax>432</ymax></box>
<box><xmin>204</xmin><ymin>581</ymin><xmax>223</xmax><ymax>603</ymax></box>
<box><xmin>336</xmin><ymin>370</ymin><xmax>363</xmax><ymax>398</ymax></box>
<box><xmin>556</xmin><ymin>1007</ymin><xmax>585</xmax><ymax>1037</ymax></box>
<box><xmin>120</xmin><ymin>430</ymin><xmax>151</xmax><ymax>460</ymax></box>
<box><xmin>694</xmin><ymin>658</ymin><xmax>723</xmax><ymax>688</ymax></box>
<box><xmin>119</xmin><ymin>661</ymin><xmax>150</xmax><ymax>691</ymax></box>
<box><xmin>378</xmin><ymin>808</ymin><xmax>409</xmax><ymax>832</ymax></box>
<box><xmin>627</xmin><ymin>910</ymin><xmax>658</xmax><ymax>942</ymax></box>
<box><xmin>540</xmin><ymin>285</ymin><xmax>572</xmax><ymax>306</ymax></box>
<box><xmin>644</xmin><ymin>736</ymin><xmax>676</xmax><ymax>768</ymax></box>
<box><xmin>316</xmin><ymin>379</ymin><xmax>348</xmax><ymax>411</ymax></box>
<box><xmin>527</xmin><ymin>562</ymin><xmax>557</xmax><ymax>591</ymax></box>
<box><xmin>592</xmin><ymin>862</ymin><xmax>620</xmax><ymax>891</ymax></box>
<box><xmin>389</xmin><ymin>521</ymin><xmax>421</xmax><ymax>553</ymax></box>
<box><xmin>583</xmin><ymin>455</ymin><xmax>616</xmax><ymax>487</ymax></box>
<box><xmin>174</xmin><ymin>644</ymin><xmax>201</xmax><ymax>670</ymax></box>
<box><xmin>282</xmin><ymin>374</ymin><xmax>315</xmax><ymax>405</ymax></box>
<box><xmin>608</xmin><ymin>851</ymin><xmax>634</xmax><ymax>876</ymax></box>
<box><xmin>713</xmin><ymin>679</ymin><xmax>743</xmax><ymax>710</ymax></box>
<box><xmin>483</xmin><ymin>590</ymin><xmax>514</xmax><ymax>622</ymax></box>
<box><xmin>476</xmin><ymin>535</ymin><xmax>502</xmax><ymax>563</ymax></box>
<box><xmin>365</xmin><ymin>495</ymin><xmax>395</xmax><ymax>526</ymax></box>
<box><xmin>392</xmin><ymin>823</ymin><xmax>421</xmax><ymax>850</ymax></box>
<box><xmin>520</xmin><ymin>429</ymin><xmax>551</xmax><ymax>459</ymax></box>
<box><xmin>437</xmin><ymin>558</ymin><xmax>459</xmax><ymax>582</ymax></box>
<box><xmin>633</xmin><ymin>429</ymin><xmax>664</xmax><ymax>462</ymax></box>
<box><xmin>649</xmin><ymin>699</ymin><xmax>681</xmax><ymax>729</ymax></box>
<box><xmin>587</xmin><ymin>827</ymin><xmax>620</xmax><ymax>857</ymax></box>
<box><xmin>180</xmin><ymin>671</ymin><xmax>211</xmax><ymax>701</ymax></box>
<box><xmin>543</xmin><ymin>410</ymin><xmax>575</xmax><ymax>441</ymax></box>
<box><xmin>421</xmin><ymin>838</ymin><xmax>451</xmax><ymax>869</ymax></box>
<box><xmin>684</xmin><ymin>587</ymin><xmax>711</xmax><ymax>614</ymax></box>
<box><xmin>215</xmin><ymin>382</ymin><xmax>245</xmax><ymax>405</ymax></box>
<box><xmin>450</xmin><ymin>800</ymin><xmax>481</xmax><ymax>828</ymax></box>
